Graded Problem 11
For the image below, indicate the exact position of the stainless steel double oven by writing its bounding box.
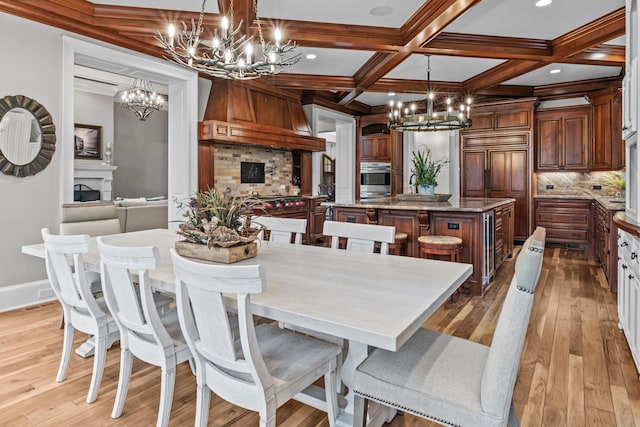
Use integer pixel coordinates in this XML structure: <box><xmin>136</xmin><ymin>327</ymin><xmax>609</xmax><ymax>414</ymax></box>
<box><xmin>359</xmin><ymin>162</ymin><xmax>391</xmax><ymax>200</ymax></box>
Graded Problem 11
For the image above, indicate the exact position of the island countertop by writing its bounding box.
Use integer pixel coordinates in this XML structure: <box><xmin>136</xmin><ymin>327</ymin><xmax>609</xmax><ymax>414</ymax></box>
<box><xmin>323</xmin><ymin>196</ymin><xmax>516</xmax><ymax>212</ymax></box>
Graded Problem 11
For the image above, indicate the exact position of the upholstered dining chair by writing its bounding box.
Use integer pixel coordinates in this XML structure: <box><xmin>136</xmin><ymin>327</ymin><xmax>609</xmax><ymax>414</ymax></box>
<box><xmin>322</xmin><ymin>221</ymin><xmax>396</xmax><ymax>254</ymax></box>
<box><xmin>170</xmin><ymin>249</ymin><xmax>342</xmax><ymax>427</ymax></box>
<box><xmin>97</xmin><ymin>237</ymin><xmax>192</xmax><ymax>427</ymax></box>
<box><xmin>41</xmin><ymin>228</ymin><xmax>119</xmax><ymax>404</ymax></box>
<box><xmin>252</xmin><ymin>215</ymin><xmax>307</xmax><ymax>245</ymax></box>
<box><xmin>60</xmin><ymin>201</ymin><xmax>122</xmax><ymax>236</ymax></box>
<box><xmin>352</xmin><ymin>226</ymin><xmax>547</xmax><ymax>427</ymax></box>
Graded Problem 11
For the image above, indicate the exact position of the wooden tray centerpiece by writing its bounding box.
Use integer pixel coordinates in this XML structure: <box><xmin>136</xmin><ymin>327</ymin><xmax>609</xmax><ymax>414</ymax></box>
<box><xmin>175</xmin><ymin>189</ymin><xmax>264</xmax><ymax>264</ymax></box>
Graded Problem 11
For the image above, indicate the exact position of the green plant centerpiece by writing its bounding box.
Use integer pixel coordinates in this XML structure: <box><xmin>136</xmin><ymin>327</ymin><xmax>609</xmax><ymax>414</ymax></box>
<box><xmin>411</xmin><ymin>149</ymin><xmax>449</xmax><ymax>195</ymax></box>
<box><xmin>177</xmin><ymin>189</ymin><xmax>263</xmax><ymax>248</ymax></box>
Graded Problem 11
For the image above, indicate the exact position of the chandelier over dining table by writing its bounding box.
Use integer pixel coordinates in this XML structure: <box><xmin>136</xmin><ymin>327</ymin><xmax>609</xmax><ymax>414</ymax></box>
<box><xmin>155</xmin><ymin>0</ymin><xmax>301</xmax><ymax>80</ymax></box>
<box><xmin>388</xmin><ymin>56</ymin><xmax>472</xmax><ymax>132</ymax></box>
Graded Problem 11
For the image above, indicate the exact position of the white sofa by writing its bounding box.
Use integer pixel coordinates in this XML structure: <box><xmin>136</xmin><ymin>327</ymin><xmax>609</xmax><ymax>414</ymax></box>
<box><xmin>115</xmin><ymin>198</ymin><xmax>168</xmax><ymax>232</ymax></box>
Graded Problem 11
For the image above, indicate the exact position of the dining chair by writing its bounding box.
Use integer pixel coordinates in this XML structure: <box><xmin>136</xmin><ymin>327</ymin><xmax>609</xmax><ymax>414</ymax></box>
<box><xmin>252</xmin><ymin>215</ymin><xmax>307</xmax><ymax>245</ymax></box>
<box><xmin>97</xmin><ymin>237</ymin><xmax>192</xmax><ymax>427</ymax></box>
<box><xmin>41</xmin><ymin>228</ymin><xmax>119</xmax><ymax>404</ymax></box>
<box><xmin>170</xmin><ymin>249</ymin><xmax>342</xmax><ymax>427</ymax></box>
<box><xmin>322</xmin><ymin>220</ymin><xmax>396</xmax><ymax>254</ymax></box>
<box><xmin>352</xmin><ymin>226</ymin><xmax>547</xmax><ymax>427</ymax></box>
<box><xmin>60</xmin><ymin>201</ymin><xmax>122</xmax><ymax>236</ymax></box>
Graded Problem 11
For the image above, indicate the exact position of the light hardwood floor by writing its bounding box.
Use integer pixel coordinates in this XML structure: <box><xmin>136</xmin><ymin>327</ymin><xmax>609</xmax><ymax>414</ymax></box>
<box><xmin>1</xmin><ymin>246</ymin><xmax>638</xmax><ymax>426</ymax></box>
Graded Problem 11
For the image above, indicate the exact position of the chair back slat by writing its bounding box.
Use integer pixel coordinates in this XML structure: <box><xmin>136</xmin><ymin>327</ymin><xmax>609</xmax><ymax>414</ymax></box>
<box><xmin>480</xmin><ymin>227</ymin><xmax>546</xmax><ymax>418</ymax></box>
<box><xmin>252</xmin><ymin>216</ymin><xmax>307</xmax><ymax>245</ymax></box>
<box><xmin>97</xmin><ymin>238</ymin><xmax>172</xmax><ymax>347</ymax></box>
<box><xmin>171</xmin><ymin>249</ymin><xmax>272</xmax><ymax>388</ymax></box>
<box><xmin>41</xmin><ymin>228</ymin><xmax>103</xmax><ymax>316</ymax></box>
<box><xmin>323</xmin><ymin>221</ymin><xmax>395</xmax><ymax>254</ymax></box>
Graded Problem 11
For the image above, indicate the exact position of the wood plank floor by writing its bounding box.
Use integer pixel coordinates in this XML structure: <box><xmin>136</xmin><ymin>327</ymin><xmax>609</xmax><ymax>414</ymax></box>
<box><xmin>1</xmin><ymin>246</ymin><xmax>638</xmax><ymax>426</ymax></box>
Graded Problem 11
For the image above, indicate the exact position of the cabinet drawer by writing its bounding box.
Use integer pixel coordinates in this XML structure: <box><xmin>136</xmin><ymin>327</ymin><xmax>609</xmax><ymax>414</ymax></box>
<box><xmin>536</xmin><ymin>200</ymin><xmax>591</xmax><ymax>210</ymax></box>
<box><xmin>546</xmin><ymin>228</ymin><xmax>590</xmax><ymax>242</ymax></box>
<box><xmin>536</xmin><ymin>212</ymin><xmax>591</xmax><ymax>227</ymax></box>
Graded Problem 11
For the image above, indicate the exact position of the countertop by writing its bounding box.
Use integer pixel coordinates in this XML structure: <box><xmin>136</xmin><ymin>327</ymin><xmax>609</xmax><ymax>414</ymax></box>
<box><xmin>534</xmin><ymin>194</ymin><xmax>625</xmax><ymax>211</ymax></box>
<box><xmin>323</xmin><ymin>197</ymin><xmax>516</xmax><ymax>212</ymax></box>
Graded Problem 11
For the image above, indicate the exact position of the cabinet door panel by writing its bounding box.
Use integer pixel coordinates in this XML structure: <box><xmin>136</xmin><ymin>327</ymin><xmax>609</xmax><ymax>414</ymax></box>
<box><xmin>489</xmin><ymin>151</ymin><xmax>508</xmax><ymax>192</ymax></box>
<box><xmin>592</xmin><ymin>100</ymin><xmax>612</xmax><ymax>169</ymax></box>
<box><xmin>462</xmin><ymin>151</ymin><xmax>486</xmax><ymax>196</ymax></box>
<box><xmin>564</xmin><ymin>113</ymin><xmax>589</xmax><ymax>170</ymax></box>
<box><xmin>537</xmin><ymin>117</ymin><xmax>562</xmax><ymax>170</ymax></box>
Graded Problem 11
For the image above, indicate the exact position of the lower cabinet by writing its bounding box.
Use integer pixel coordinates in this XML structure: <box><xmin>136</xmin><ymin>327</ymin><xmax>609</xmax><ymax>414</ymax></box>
<box><xmin>494</xmin><ymin>202</ymin><xmax>515</xmax><ymax>269</ymax></box>
<box><xmin>595</xmin><ymin>202</ymin><xmax>619</xmax><ymax>291</ymax></box>
<box><xmin>618</xmin><ymin>229</ymin><xmax>640</xmax><ymax>374</ymax></box>
<box><xmin>308</xmin><ymin>197</ymin><xmax>327</xmax><ymax>244</ymax></box>
<box><xmin>534</xmin><ymin>198</ymin><xmax>594</xmax><ymax>254</ymax></box>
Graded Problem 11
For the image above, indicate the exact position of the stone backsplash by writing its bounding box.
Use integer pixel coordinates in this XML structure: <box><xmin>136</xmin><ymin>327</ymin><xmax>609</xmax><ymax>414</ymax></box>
<box><xmin>536</xmin><ymin>171</ymin><xmax>625</xmax><ymax>198</ymax></box>
<box><xmin>213</xmin><ymin>145</ymin><xmax>292</xmax><ymax>195</ymax></box>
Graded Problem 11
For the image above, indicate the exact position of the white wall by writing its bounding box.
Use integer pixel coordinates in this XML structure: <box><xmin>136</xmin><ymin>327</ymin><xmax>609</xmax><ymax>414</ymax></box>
<box><xmin>406</xmin><ymin>131</ymin><xmax>460</xmax><ymax>198</ymax></box>
<box><xmin>0</xmin><ymin>12</ymin><xmax>63</xmax><ymax>288</ymax></box>
<box><xmin>74</xmin><ymin>90</ymin><xmax>114</xmax><ymax>165</ymax></box>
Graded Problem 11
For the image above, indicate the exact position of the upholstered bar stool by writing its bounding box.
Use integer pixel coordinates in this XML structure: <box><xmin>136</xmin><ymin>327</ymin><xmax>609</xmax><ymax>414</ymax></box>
<box><xmin>388</xmin><ymin>232</ymin><xmax>408</xmax><ymax>256</ymax></box>
<box><xmin>418</xmin><ymin>235</ymin><xmax>464</xmax><ymax>301</ymax></box>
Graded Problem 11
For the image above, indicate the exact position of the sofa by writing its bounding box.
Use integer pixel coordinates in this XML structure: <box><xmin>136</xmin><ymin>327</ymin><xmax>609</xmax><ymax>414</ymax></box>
<box><xmin>115</xmin><ymin>198</ymin><xmax>168</xmax><ymax>232</ymax></box>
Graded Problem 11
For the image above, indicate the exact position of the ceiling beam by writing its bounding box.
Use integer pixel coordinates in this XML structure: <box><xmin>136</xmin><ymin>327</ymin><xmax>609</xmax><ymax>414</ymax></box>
<box><xmin>266</xmin><ymin>74</ymin><xmax>356</xmax><ymax>92</ymax></box>
<box><xmin>422</xmin><ymin>32</ymin><xmax>552</xmax><ymax>60</ymax></box>
<box><xmin>534</xmin><ymin>75</ymin><xmax>622</xmax><ymax>99</ymax></box>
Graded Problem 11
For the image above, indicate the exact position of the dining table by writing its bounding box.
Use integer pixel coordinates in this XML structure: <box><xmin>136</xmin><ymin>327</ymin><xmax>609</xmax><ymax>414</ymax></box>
<box><xmin>23</xmin><ymin>228</ymin><xmax>472</xmax><ymax>427</ymax></box>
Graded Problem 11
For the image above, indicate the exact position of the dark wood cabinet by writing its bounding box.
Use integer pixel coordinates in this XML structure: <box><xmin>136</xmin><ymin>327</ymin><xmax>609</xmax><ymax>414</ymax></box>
<box><xmin>495</xmin><ymin>202</ymin><xmax>515</xmax><ymax>269</ymax></box>
<box><xmin>198</xmin><ymin>143</ymin><xmax>215</xmax><ymax>192</ymax></box>
<box><xmin>308</xmin><ymin>196</ymin><xmax>328</xmax><ymax>245</ymax></box>
<box><xmin>591</xmin><ymin>88</ymin><xmax>624</xmax><ymax>171</ymax></box>
<box><xmin>357</xmin><ymin>115</ymin><xmax>403</xmax><ymax>198</ymax></box>
<box><xmin>333</xmin><ymin>207</ymin><xmax>367</xmax><ymax>224</ymax></box>
<box><xmin>461</xmin><ymin>136</ymin><xmax>531</xmax><ymax>241</ymax></box>
<box><xmin>595</xmin><ymin>201</ymin><xmax>620</xmax><ymax>291</ymax></box>
<box><xmin>461</xmin><ymin>98</ymin><xmax>535</xmax><ymax>242</ymax></box>
<box><xmin>534</xmin><ymin>198</ymin><xmax>594</xmax><ymax>255</ymax></box>
<box><xmin>292</xmin><ymin>151</ymin><xmax>312</xmax><ymax>196</ymax></box>
<box><xmin>536</xmin><ymin>106</ymin><xmax>590</xmax><ymax>171</ymax></box>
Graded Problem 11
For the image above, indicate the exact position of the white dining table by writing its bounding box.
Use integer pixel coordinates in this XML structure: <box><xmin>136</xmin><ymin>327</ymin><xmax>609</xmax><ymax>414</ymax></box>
<box><xmin>23</xmin><ymin>228</ymin><xmax>472</xmax><ymax>427</ymax></box>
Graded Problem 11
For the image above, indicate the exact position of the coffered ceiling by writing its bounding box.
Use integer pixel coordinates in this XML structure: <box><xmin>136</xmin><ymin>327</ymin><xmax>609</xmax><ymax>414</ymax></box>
<box><xmin>0</xmin><ymin>0</ymin><xmax>625</xmax><ymax>115</ymax></box>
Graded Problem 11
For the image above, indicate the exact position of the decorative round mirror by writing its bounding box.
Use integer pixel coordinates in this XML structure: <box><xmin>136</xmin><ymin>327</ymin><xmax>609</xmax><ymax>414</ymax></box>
<box><xmin>0</xmin><ymin>95</ymin><xmax>56</xmax><ymax>177</ymax></box>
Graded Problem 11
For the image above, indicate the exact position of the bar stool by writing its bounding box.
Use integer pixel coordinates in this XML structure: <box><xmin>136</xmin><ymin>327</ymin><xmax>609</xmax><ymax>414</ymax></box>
<box><xmin>418</xmin><ymin>235</ymin><xmax>464</xmax><ymax>301</ymax></box>
<box><xmin>388</xmin><ymin>232</ymin><xmax>408</xmax><ymax>256</ymax></box>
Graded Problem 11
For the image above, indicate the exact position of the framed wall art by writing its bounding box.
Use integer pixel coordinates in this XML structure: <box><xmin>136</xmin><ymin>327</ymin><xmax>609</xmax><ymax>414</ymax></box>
<box><xmin>74</xmin><ymin>123</ymin><xmax>102</xmax><ymax>159</ymax></box>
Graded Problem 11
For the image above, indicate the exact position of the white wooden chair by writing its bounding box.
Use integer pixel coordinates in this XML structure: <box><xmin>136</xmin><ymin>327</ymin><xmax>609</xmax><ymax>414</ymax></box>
<box><xmin>97</xmin><ymin>237</ymin><xmax>192</xmax><ymax>427</ymax></box>
<box><xmin>170</xmin><ymin>249</ymin><xmax>342</xmax><ymax>427</ymax></box>
<box><xmin>41</xmin><ymin>228</ymin><xmax>119</xmax><ymax>404</ymax></box>
<box><xmin>252</xmin><ymin>215</ymin><xmax>307</xmax><ymax>245</ymax></box>
<box><xmin>352</xmin><ymin>227</ymin><xmax>546</xmax><ymax>427</ymax></box>
<box><xmin>322</xmin><ymin>221</ymin><xmax>396</xmax><ymax>254</ymax></box>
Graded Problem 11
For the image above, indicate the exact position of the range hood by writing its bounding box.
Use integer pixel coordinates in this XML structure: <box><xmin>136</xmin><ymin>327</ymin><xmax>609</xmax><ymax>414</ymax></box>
<box><xmin>198</xmin><ymin>79</ymin><xmax>325</xmax><ymax>152</ymax></box>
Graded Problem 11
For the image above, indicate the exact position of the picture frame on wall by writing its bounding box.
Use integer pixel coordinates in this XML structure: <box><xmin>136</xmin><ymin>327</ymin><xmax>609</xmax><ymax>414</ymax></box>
<box><xmin>74</xmin><ymin>123</ymin><xmax>102</xmax><ymax>159</ymax></box>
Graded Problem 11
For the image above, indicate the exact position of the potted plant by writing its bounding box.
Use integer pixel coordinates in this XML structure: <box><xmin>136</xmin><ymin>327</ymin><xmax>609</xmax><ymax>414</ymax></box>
<box><xmin>411</xmin><ymin>149</ymin><xmax>449</xmax><ymax>195</ymax></box>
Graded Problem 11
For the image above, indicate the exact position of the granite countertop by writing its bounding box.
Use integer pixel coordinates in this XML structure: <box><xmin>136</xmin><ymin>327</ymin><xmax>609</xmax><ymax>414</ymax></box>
<box><xmin>324</xmin><ymin>197</ymin><xmax>516</xmax><ymax>212</ymax></box>
<box><xmin>534</xmin><ymin>194</ymin><xmax>625</xmax><ymax>211</ymax></box>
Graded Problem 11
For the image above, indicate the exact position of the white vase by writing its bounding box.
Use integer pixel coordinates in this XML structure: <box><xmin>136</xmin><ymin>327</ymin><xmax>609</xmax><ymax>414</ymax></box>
<box><xmin>417</xmin><ymin>184</ymin><xmax>436</xmax><ymax>195</ymax></box>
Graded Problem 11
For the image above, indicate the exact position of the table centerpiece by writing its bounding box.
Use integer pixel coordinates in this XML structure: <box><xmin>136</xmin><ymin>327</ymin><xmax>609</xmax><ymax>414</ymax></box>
<box><xmin>175</xmin><ymin>189</ymin><xmax>264</xmax><ymax>263</ymax></box>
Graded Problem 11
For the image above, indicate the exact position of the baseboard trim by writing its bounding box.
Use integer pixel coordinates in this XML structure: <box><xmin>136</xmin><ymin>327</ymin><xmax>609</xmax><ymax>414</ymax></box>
<box><xmin>0</xmin><ymin>280</ymin><xmax>56</xmax><ymax>313</ymax></box>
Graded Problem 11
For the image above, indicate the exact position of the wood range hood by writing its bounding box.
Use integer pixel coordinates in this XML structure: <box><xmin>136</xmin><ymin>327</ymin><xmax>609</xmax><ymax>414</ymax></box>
<box><xmin>198</xmin><ymin>79</ymin><xmax>325</xmax><ymax>152</ymax></box>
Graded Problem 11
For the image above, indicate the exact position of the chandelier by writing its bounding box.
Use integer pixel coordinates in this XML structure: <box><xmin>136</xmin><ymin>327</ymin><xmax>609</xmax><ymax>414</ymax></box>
<box><xmin>388</xmin><ymin>56</ymin><xmax>472</xmax><ymax>132</ymax></box>
<box><xmin>118</xmin><ymin>79</ymin><xmax>165</xmax><ymax>121</ymax></box>
<box><xmin>155</xmin><ymin>0</ymin><xmax>301</xmax><ymax>80</ymax></box>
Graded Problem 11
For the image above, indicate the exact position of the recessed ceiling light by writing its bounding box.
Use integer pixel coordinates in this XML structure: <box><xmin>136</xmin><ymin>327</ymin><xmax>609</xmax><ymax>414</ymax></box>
<box><xmin>592</xmin><ymin>53</ymin><xmax>606</xmax><ymax>59</ymax></box>
<box><xmin>305</xmin><ymin>54</ymin><xmax>317</xmax><ymax>60</ymax></box>
<box><xmin>536</xmin><ymin>0</ymin><xmax>552</xmax><ymax>6</ymax></box>
<box><xmin>550</xmin><ymin>68</ymin><xmax>561</xmax><ymax>74</ymax></box>
<box><xmin>388</xmin><ymin>92</ymin><xmax>396</xmax><ymax>96</ymax></box>
<box><xmin>369</xmin><ymin>5</ymin><xmax>393</xmax><ymax>16</ymax></box>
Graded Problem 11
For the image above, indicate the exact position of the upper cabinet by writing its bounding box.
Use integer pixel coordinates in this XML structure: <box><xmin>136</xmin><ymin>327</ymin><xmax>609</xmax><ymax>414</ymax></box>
<box><xmin>357</xmin><ymin>115</ymin><xmax>403</xmax><ymax>197</ymax></box>
<box><xmin>535</xmin><ymin>106</ymin><xmax>590</xmax><ymax>172</ymax></box>
<box><xmin>467</xmin><ymin>101</ymin><xmax>533</xmax><ymax>132</ymax></box>
<box><xmin>591</xmin><ymin>88</ymin><xmax>624</xmax><ymax>171</ymax></box>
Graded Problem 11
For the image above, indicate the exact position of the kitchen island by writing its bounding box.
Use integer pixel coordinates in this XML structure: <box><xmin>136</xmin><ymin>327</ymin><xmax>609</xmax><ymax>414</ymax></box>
<box><xmin>325</xmin><ymin>197</ymin><xmax>516</xmax><ymax>295</ymax></box>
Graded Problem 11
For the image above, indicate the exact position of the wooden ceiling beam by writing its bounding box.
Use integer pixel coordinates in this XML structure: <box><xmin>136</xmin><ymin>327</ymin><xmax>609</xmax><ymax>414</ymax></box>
<box><xmin>422</xmin><ymin>32</ymin><xmax>552</xmax><ymax>60</ymax></box>
<box><xmin>534</xmin><ymin>75</ymin><xmax>622</xmax><ymax>99</ymax></box>
<box><xmin>369</xmin><ymin>78</ymin><xmax>462</xmax><ymax>94</ymax></box>
<box><xmin>464</xmin><ymin>60</ymin><xmax>546</xmax><ymax>93</ymax></box>
<box><xmin>301</xmin><ymin>91</ymin><xmax>372</xmax><ymax>115</ymax></box>
<box><xmin>552</xmin><ymin>8</ymin><xmax>625</xmax><ymax>57</ymax></box>
<box><xmin>266</xmin><ymin>74</ymin><xmax>355</xmax><ymax>92</ymax></box>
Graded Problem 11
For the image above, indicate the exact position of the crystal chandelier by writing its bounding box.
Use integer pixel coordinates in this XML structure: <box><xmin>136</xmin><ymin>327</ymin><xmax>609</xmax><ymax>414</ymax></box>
<box><xmin>388</xmin><ymin>56</ymin><xmax>472</xmax><ymax>132</ymax></box>
<box><xmin>155</xmin><ymin>0</ymin><xmax>301</xmax><ymax>80</ymax></box>
<box><xmin>118</xmin><ymin>79</ymin><xmax>165</xmax><ymax>121</ymax></box>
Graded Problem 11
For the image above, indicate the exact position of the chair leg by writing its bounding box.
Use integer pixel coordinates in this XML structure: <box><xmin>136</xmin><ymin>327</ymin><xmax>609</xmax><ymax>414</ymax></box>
<box><xmin>259</xmin><ymin>397</ymin><xmax>277</xmax><ymax>427</ymax></box>
<box><xmin>56</xmin><ymin>323</ymin><xmax>74</xmax><ymax>382</ymax></box>
<box><xmin>86</xmin><ymin>334</ymin><xmax>107</xmax><ymax>403</ymax></box>
<box><xmin>194</xmin><ymin>384</ymin><xmax>211</xmax><ymax>427</ymax></box>
<box><xmin>353</xmin><ymin>394</ymin><xmax>368</xmax><ymax>427</ymax></box>
<box><xmin>157</xmin><ymin>367</ymin><xmax>176</xmax><ymax>427</ymax></box>
<box><xmin>112</xmin><ymin>349</ymin><xmax>133</xmax><ymax>419</ymax></box>
<box><xmin>324</xmin><ymin>359</ymin><xmax>338</xmax><ymax>426</ymax></box>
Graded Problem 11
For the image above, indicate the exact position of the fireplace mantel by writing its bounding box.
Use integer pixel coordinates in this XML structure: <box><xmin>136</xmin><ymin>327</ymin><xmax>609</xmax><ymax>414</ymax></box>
<box><xmin>74</xmin><ymin>164</ymin><xmax>117</xmax><ymax>201</ymax></box>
